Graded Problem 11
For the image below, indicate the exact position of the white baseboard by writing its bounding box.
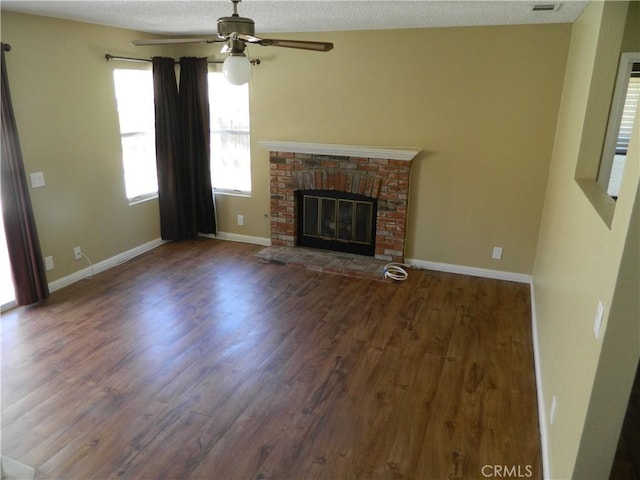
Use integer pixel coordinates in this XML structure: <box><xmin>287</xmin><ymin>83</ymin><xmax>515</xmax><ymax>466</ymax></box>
<box><xmin>207</xmin><ymin>231</ymin><xmax>271</xmax><ymax>246</ymax></box>
<box><xmin>406</xmin><ymin>258</ymin><xmax>532</xmax><ymax>284</ymax></box>
<box><xmin>48</xmin><ymin>238</ymin><xmax>167</xmax><ymax>293</ymax></box>
<box><xmin>1</xmin><ymin>455</ymin><xmax>35</xmax><ymax>480</ymax></box>
<box><xmin>529</xmin><ymin>282</ymin><xmax>550</xmax><ymax>480</ymax></box>
<box><xmin>47</xmin><ymin>234</ymin><xmax>270</xmax><ymax>294</ymax></box>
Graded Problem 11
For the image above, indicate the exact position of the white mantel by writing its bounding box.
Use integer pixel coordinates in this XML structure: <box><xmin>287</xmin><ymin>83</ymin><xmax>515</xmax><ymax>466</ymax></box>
<box><xmin>259</xmin><ymin>141</ymin><xmax>421</xmax><ymax>162</ymax></box>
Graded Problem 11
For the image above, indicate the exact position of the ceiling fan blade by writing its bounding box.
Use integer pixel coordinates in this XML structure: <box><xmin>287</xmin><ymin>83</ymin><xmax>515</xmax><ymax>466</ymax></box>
<box><xmin>233</xmin><ymin>34</ymin><xmax>332</xmax><ymax>52</ymax></box>
<box><xmin>234</xmin><ymin>33</ymin><xmax>263</xmax><ymax>43</ymax></box>
<box><xmin>256</xmin><ymin>38</ymin><xmax>334</xmax><ymax>52</ymax></box>
<box><xmin>131</xmin><ymin>37</ymin><xmax>224</xmax><ymax>46</ymax></box>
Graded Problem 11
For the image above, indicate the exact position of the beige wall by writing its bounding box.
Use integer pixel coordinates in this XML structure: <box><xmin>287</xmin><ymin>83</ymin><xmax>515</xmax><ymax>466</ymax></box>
<box><xmin>2</xmin><ymin>12</ymin><xmax>571</xmax><ymax>281</ymax></box>
<box><xmin>5</xmin><ymin>3</ymin><xmax>638</xmax><ymax>478</ymax></box>
<box><xmin>532</xmin><ymin>1</ymin><xmax>639</xmax><ymax>478</ymax></box>
<box><xmin>241</xmin><ymin>25</ymin><xmax>570</xmax><ymax>274</ymax></box>
<box><xmin>1</xmin><ymin>12</ymin><xmax>171</xmax><ymax>281</ymax></box>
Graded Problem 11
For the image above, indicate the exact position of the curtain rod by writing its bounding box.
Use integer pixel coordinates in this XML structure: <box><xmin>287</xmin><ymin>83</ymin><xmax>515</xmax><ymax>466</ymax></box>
<box><xmin>3</xmin><ymin>44</ymin><xmax>11</xmax><ymax>52</ymax></box>
<box><xmin>104</xmin><ymin>53</ymin><xmax>260</xmax><ymax>65</ymax></box>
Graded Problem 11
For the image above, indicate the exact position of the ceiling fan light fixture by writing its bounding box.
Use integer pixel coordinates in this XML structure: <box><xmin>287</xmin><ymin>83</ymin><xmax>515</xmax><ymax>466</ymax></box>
<box><xmin>222</xmin><ymin>53</ymin><xmax>252</xmax><ymax>85</ymax></box>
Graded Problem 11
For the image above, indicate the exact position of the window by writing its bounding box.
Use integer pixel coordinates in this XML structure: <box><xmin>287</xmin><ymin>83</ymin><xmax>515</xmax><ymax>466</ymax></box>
<box><xmin>606</xmin><ymin>73</ymin><xmax>640</xmax><ymax>197</ymax></box>
<box><xmin>113</xmin><ymin>69</ymin><xmax>158</xmax><ymax>203</ymax></box>
<box><xmin>598</xmin><ymin>55</ymin><xmax>640</xmax><ymax>199</ymax></box>
<box><xmin>208</xmin><ymin>72</ymin><xmax>251</xmax><ymax>195</ymax></box>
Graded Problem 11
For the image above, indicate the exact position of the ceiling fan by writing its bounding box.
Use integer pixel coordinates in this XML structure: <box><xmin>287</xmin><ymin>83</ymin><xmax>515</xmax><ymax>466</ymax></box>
<box><xmin>132</xmin><ymin>0</ymin><xmax>334</xmax><ymax>85</ymax></box>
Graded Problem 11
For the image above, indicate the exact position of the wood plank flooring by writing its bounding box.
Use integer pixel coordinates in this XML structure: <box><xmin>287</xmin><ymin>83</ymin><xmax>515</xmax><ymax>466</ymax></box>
<box><xmin>1</xmin><ymin>238</ymin><xmax>541</xmax><ymax>479</ymax></box>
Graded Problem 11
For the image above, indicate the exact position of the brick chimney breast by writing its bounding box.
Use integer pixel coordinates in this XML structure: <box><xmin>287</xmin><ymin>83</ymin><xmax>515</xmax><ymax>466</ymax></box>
<box><xmin>261</xmin><ymin>141</ymin><xmax>420</xmax><ymax>263</ymax></box>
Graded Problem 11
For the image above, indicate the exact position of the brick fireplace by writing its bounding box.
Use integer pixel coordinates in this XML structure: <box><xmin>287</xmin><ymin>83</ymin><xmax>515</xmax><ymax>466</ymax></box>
<box><xmin>261</xmin><ymin>141</ymin><xmax>420</xmax><ymax>263</ymax></box>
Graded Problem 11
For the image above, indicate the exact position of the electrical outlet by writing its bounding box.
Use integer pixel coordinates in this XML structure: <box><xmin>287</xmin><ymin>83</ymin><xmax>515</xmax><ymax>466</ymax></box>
<box><xmin>30</xmin><ymin>171</ymin><xmax>45</xmax><ymax>188</ymax></box>
<box><xmin>74</xmin><ymin>247</ymin><xmax>82</xmax><ymax>260</ymax></box>
<box><xmin>45</xmin><ymin>256</ymin><xmax>54</xmax><ymax>271</ymax></box>
<box><xmin>550</xmin><ymin>395</ymin><xmax>557</xmax><ymax>425</ymax></box>
<box><xmin>237</xmin><ymin>215</ymin><xmax>244</xmax><ymax>226</ymax></box>
<box><xmin>594</xmin><ymin>301</ymin><xmax>605</xmax><ymax>339</ymax></box>
<box><xmin>492</xmin><ymin>246</ymin><xmax>503</xmax><ymax>260</ymax></box>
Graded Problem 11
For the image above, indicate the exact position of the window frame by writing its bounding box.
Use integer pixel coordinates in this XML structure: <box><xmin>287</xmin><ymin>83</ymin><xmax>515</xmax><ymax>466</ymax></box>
<box><xmin>597</xmin><ymin>52</ymin><xmax>640</xmax><ymax>198</ymax></box>
<box><xmin>113</xmin><ymin>67</ymin><xmax>158</xmax><ymax>205</ymax></box>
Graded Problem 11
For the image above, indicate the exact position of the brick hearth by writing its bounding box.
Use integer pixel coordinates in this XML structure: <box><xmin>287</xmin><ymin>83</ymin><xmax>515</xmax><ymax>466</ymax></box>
<box><xmin>262</xmin><ymin>142</ymin><xmax>420</xmax><ymax>263</ymax></box>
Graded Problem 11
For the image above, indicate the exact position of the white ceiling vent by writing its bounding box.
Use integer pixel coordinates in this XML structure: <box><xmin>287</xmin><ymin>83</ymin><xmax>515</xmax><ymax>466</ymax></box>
<box><xmin>532</xmin><ymin>3</ymin><xmax>562</xmax><ymax>12</ymax></box>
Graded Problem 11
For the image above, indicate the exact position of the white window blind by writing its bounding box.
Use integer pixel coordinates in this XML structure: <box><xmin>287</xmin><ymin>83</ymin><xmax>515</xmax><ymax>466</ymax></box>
<box><xmin>600</xmin><ymin>58</ymin><xmax>640</xmax><ymax>198</ymax></box>
<box><xmin>616</xmin><ymin>73</ymin><xmax>640</xmax><ymax>155</ymax></box>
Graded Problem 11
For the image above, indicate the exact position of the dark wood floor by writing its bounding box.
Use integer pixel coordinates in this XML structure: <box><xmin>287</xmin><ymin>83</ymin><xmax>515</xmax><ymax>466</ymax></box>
<box><xmin>611</xmin><ymin>361</ymin><xmax>640</xmax><ymax>480</ymax></box>
<box><xmin>1</xmin><ymin>239</ymin><xmax>541</xmax><ymax>479</ymax></box>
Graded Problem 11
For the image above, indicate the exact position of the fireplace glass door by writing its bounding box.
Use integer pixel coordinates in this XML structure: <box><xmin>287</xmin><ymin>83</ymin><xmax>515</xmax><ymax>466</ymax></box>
<box><xmin>297</xmin><ymin>190</ymin><xmax>377</xmax><ymax>256</ymax></box>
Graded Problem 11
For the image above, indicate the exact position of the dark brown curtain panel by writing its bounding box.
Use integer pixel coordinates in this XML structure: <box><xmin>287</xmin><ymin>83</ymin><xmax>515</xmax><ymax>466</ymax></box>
<box><xmin>153</xmin><ymin>57</ymin><xmax>216</xmax><ymax>240</ymax></box>
<box><xmin>1</xmin><ymin>44</ymin><xmax>50</xmax><ymax>305</ymax></box>
<box><xmin>179</xmin><ymin>57</ymin><xmax>216</xmax><ymax>237</ymax></box>
<box><xmin>152</xmin><ymin>57</ymin><xmax>185</xmax><ymax>240</ymax></box>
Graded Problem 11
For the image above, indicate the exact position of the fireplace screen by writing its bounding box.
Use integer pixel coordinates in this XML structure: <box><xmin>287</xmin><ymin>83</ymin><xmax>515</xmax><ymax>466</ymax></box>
<box><xmin>297</xmin><ymin>190</ymin><xmax>377</xmax><ymax>256</ymax></box>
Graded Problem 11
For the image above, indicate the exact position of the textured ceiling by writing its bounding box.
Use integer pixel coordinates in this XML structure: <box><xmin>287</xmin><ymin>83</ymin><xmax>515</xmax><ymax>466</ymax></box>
<box><xmin>1</xmin><ymin>0</ymin><xmax>588</xmax><ymax>36</ymax></box>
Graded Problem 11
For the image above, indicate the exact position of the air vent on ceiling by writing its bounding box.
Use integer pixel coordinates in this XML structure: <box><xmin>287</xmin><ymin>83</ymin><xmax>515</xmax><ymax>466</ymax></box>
<box><xmin>532</xmin><ymin>3</ymin><xmax>561</xmax><ymax>12</ymax></box>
